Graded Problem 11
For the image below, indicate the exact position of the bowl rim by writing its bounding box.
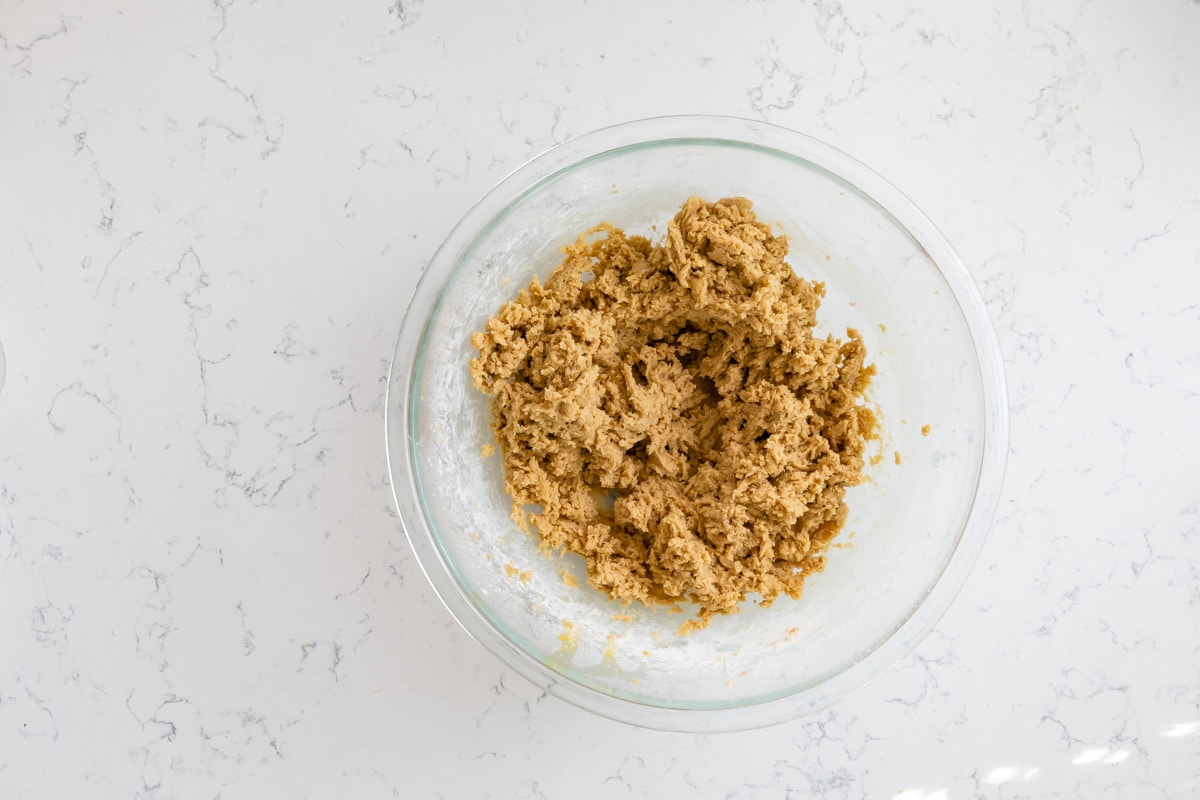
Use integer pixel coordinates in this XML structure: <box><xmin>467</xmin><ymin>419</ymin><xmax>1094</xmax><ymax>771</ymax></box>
<box><xmin>385</xmin><ymin>114</ymin><xmax>1009</xmax><ymax>732</ymax></box>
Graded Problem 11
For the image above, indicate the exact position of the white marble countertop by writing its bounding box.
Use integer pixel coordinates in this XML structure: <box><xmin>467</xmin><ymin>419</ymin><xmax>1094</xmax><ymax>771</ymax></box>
<box><xmin>3</xmin><ymin>0</ymin><xmax>1199</xmax><ymax>797</ymax></box>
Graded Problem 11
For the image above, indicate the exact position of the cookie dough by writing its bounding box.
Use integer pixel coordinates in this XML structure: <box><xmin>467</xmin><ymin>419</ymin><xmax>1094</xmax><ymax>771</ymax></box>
<box><xmin>470</xmin><ymin>197</ymin><xmax>875</xmax><ymax>629</ymax></box>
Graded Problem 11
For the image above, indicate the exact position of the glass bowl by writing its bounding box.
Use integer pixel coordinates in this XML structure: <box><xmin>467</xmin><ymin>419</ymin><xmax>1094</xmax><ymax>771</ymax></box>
<box><xmin>385</xmin><ymin>116</ymin><xmax>1007</xmax><ymax>731</ymax></box>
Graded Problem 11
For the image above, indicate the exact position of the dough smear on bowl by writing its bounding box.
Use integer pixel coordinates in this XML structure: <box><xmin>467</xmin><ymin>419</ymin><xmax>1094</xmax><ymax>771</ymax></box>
<box><xmin>470</xmin><ymin>196</ymin><xmax>875</xmax><ymax>631</ymax></box>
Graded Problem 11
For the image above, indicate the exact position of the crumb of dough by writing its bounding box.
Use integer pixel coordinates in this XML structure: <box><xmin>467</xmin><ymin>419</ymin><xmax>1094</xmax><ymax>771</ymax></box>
<box><xmin>470</xmin><ymin>196</ymin><xmax>876</xmax><ymax>631</ymax></box>
<box><xmin>481</xmin><ymin>443</ymin><xmax>496</xmax><ymax>458</ymax></box>
<box><xmin>604</xmin><ymin>634</ymin><xmax>618</xmax><ymax>658</ymax></box>
<box><xmin>879</xmin><ymin>323</ymin><xmax>887</xmax><ymax>332</ymax></box>
<box><xmin>504</xmin><ymin>563</ymin><xmax>518</xmax><ymax>578</ymax></box>
<box><xmin>612</xmin><ymin>613</ymin><xmax>633</xmax><ymax>622</ymax></box>
<box><xmin>561</xmin><ymin>571</ymin><xmax>580</xmax><ymax>587</ymax></box>
<box><xmin>921</xmin><ymin>424</ymin><xmax>931</xmax><ymax>436</ymax></box>
<box><xmin>519</xmin><ymin>570</ymin><xmax>532</xmax><ymax>584</ymax></box>
<box><xmin>894</xmin><ymin>451</ymin><xmax>902</xmax><ymax>465</ymax></box>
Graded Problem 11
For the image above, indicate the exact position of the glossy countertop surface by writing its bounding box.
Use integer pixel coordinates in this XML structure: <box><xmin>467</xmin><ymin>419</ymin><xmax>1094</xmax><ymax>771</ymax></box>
<box><xmin>1</xmin><ymin>0</ymin><xmax>1198</xmax><ymax>797</ymax></box>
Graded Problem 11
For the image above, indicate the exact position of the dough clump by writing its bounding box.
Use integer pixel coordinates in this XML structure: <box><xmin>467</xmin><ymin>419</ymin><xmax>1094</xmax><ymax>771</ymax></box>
<box><xmin>470</xmin><ymin>197</ymin><xmax>874</xmax><ymax>629</ymax></box>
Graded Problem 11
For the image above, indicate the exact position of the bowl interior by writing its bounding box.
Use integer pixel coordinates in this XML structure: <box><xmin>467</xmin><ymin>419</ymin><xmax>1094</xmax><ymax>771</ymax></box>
<box><xmin>402</xmin><ymin>134</ymin><xmax>991</xmax><ymax>717</ymax></box>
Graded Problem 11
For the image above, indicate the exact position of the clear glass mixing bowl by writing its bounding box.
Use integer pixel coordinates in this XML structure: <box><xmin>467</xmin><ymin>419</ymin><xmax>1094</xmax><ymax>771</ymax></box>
<box><xmin>385</xmin><ymin>116</ymin><xmax>1008</xmax><ymax>731</ymax></box>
